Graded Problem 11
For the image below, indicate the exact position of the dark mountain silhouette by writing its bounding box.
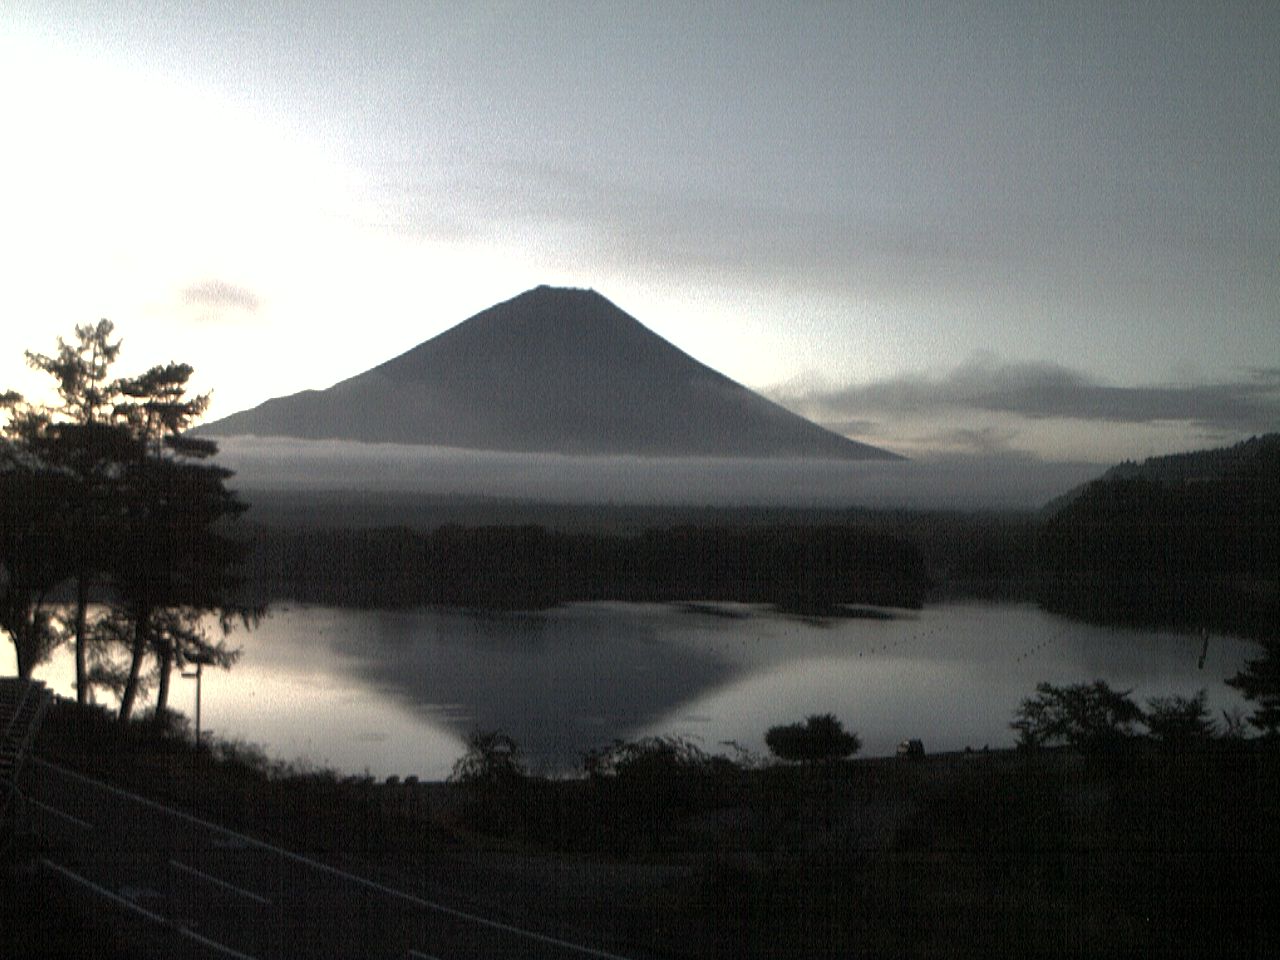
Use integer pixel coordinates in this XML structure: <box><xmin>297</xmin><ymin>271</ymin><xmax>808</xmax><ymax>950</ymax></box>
<box><xmin>200</xmin><ymin>286</ymin><xmax>900</xmax><ymax>459</ymax></box>
<box><xmin>1042</xmin><ymin>433</ymin><xmax>1280</xmax><ymax>514</ymax></box>
<box><xmin>1038</xmin><ymin>433</ymin><xmax>1279</xmax><ymax>638</ymax></box>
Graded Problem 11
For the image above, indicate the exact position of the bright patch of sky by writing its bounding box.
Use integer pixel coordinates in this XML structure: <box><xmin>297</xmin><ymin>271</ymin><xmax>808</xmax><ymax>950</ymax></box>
<box><xmin>2</xmin><ymin>1</ymin><xmax>1277</xmax><ymax>465</ymax></box>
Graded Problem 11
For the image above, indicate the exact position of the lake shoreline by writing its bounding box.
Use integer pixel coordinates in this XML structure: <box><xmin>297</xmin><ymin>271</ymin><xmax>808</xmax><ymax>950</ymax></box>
<box><xmin>11</xmin><ymin>600</ymin><xmax>1258</xmax><ymax>781</ymax></box>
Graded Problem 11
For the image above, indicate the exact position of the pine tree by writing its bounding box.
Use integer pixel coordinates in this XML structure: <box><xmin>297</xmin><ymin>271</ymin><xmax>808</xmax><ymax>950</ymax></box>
<box><xmin>22</xmin><ymin>320</ymin><xmax>128</xmax><ymax>701</ymax></box>
<box><xmin>1227</xmin><ymin>644</ymin><xmax>1280</xmax><ymax>736</ymax></box>
<box><xmin>3</xmin><ymin>322</ymin><xmax>260</xmax><ymax>720</ymax></box>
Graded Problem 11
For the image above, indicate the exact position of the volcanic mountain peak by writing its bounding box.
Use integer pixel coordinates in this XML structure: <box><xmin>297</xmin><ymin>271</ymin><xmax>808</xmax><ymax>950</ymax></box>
<box><xmin>201</xmin><ymin>286</ymin><xmax>900</xmax><ymax>460</ymax></box>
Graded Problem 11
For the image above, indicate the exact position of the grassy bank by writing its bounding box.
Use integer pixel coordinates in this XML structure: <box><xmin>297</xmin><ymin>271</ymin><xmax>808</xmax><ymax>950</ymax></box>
<box><xmin>9</xmin><ymin>700</ymin><xmax>1280</xmax><ymax>958</ymax></box>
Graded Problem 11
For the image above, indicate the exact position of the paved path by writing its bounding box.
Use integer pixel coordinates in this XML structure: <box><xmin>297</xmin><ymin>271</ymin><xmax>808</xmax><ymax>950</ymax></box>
<box><xmin>25</xmin><ymin>759</ymin><xmax>642</xmax><ymax>960</ymax></box>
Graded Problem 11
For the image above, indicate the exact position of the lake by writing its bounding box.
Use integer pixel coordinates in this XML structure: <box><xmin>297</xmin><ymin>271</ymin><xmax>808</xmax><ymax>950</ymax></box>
<box><xmin>8</xmin><ymin>602</ymin><xmax>1260</xmax><ymax>779</ymax></box>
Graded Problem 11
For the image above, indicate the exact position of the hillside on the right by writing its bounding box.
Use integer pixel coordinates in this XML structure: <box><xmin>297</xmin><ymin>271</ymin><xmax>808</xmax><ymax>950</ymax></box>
<box><xmin>1038</xmin><ymin>434</ymin><xmax>1279</xmax><ymax>638</ymax></box>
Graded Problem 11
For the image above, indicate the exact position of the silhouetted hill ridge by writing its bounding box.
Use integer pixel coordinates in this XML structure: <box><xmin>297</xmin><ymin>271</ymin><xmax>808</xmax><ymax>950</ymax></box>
<box><xmin>1100</xmin><ymin>433</ymin><xmax>1280</xmax><ymax>483</ymax></box>
<box><xmin>1043</xmin><ymin>433</ymin><xmax>1280</xmax><ymax>514</ymax></box>
<box><xmin>200</xmin><ymin>286</ymin><xmax>899</xmax><ymax>460</ymax></box>
<box><xmin>1038</xmin><ymin>433</ymin><xmax>1279</xmax><ymax>637</ymax></box>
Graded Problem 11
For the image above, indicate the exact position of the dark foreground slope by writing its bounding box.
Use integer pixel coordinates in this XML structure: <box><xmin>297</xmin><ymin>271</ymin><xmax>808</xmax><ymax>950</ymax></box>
<box><xmin>18</xmin><ymin>701</ymin><xmax>1280</xmax><ymax>960</ymax></box>
<box><xmin>201</xmin><ymin>286</ymin><xmax>898</xmax><ymax>459</ymax></box>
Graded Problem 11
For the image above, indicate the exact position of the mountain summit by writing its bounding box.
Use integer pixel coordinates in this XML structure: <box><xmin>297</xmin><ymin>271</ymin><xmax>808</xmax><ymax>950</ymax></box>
<box><xmin>201</xmin><ymin>286</ymin><xmax>900</xmax><ymax>460</ymax></box>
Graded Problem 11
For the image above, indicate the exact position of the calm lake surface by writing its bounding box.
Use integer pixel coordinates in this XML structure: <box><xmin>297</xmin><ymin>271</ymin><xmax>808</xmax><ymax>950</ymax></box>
<box><xmin>12</xmin><ymin>602</ymin><xmax>1260</xmax><ymax>779</ymax></box>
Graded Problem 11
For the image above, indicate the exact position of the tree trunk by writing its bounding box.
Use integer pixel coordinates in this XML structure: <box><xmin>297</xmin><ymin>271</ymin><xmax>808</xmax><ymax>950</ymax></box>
<box><xmin>118</xmin><ymin>607</ymin><xmax>151</xmax><ymax>722</ymax></box>
<box><xmin>13</xmin><ymin>607</ymin><xmax>51</xmax><ymax>681</ymax></box>
<box><xmin>14</xmin><ymin>621</ymin><xmax>36</xmax><ymax>680</ymax></box>
<box><xmin>74</xmin><ymin>573</ymin><xmax>89</xmax><ymax>704</ymax></box>
<box><xmin>155</xmin><ymin>641</ymin><xmax>174</xmax><ymax>717</ymax></box>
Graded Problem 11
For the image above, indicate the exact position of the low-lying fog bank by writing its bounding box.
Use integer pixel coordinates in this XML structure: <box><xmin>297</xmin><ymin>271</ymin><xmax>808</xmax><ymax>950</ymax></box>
<box><xmin>211</xmin><ymin>435</ymin><xmax>1104</xmax><ymax>512</ymax></box>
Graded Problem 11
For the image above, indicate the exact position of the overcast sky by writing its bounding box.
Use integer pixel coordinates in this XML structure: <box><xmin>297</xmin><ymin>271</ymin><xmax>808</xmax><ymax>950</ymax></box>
<box><xmin>2</xmin><ymin>1</ymin><xmax>1276</xmax><ymax>464</ymax></box>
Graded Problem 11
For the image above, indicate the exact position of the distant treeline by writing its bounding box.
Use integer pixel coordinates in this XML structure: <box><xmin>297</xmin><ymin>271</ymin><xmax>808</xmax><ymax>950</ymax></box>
<box><xmin>1038</xmin><ymin>435</ymin><xmax>1279</xmax><ymax>638</ymax></box>
<box><xmin>232</xmin><ymin>435</ymin><xmax>1279</xmax><ymax>631</ymax></box>
<box><xmin>239</xmin><ymin>523</ymin><xmax>931</xmax><ymax>612</ymax></box>
<box><xmin>237</xmin><ymin>489</ymin><xmax>1042</xmax><ymax>599</ymax></box>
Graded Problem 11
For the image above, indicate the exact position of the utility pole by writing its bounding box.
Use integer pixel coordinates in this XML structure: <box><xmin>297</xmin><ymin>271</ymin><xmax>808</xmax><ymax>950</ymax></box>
<box><xmin>181</xmin><ymin>659</ymin><xmax>203</xmax><ymax>748</ymax></box>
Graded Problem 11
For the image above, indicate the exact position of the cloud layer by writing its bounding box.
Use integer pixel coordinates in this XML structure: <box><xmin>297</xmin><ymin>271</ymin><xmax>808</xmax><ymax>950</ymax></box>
<box><xmin>183</xmin><ymin>279</ymin><xmax>260</xmax><ymax>313</ymax></box>
<box><xmin>211</xmin><ymin>435</ymin><xmax>1104</xmax><ymax>512</ymax></box>
<box><xmin>775</xmin><ymin>358</ymin><xmax>1280</xmax><ymax>434</ymax></box>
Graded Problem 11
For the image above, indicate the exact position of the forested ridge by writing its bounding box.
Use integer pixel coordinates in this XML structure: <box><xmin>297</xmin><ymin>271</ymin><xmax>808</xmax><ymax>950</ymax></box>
<box><xmin>231</xmin><ymin>435</ymin><xmax>1278</xmax><ymax>631</ymax></box>
<box><xmin>239</xmin><ymin>522</ymin><xmax>931</xmax><ymax>612</ymax></box>
<box><xmin>1038</xmin><ymin>434</ymin><xmax>1279</xmax><ymax>637</ymax></box>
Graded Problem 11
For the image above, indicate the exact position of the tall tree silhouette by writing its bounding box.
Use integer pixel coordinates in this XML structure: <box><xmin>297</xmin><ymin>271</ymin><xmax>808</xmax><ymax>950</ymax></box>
<box><xmin>23</xmin><ymin>320</ymin><xmax>127</xmax><ymax>701</ymax></box>
<box><xmin>0</xmin><ymin>417</ymin><xmax>76</xmax><ymax>678</ymax></box>
<box><xmin>1227</xmin><ymin>645</ymin><xmax>1280</xmax><ymax>735</ymax></box>
<box><xmin>110</xmin><ymin>361</ymin><xmax>255</xmax><ymax>721</ymax></box>
<box><xmin>2</xmin><ymin>323</ymin><xmax>258</xmax><ymax>719</ymax></box>
<box><xmin>113</xmin><ymin>450</ymin><xmax>252</xmax><ymax>719</ymax></box>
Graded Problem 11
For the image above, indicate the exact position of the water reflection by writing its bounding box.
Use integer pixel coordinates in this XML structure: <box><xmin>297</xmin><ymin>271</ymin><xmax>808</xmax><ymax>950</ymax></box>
<box><xmin>325</xmin><ymin>604</ymin><xmax>744</xmax><ymax>771</ymax></box>
<box><xmin>311</xmin><ymin>601</ymin><xmax>1261</xmax><ymax>771</ymax></box>
<box><xmin>642</xmin><ymin>604</ymin><xmax>1260</xmax><ymax>759</ymax></box>
<box><xmin>11</xmin><ymin>602</ymin><xmax>1260</xmax><ymax>779</ymax></box>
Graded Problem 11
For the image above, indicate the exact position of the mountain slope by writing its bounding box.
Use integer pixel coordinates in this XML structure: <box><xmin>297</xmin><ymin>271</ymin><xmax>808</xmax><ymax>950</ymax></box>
<box><xmin>1042</xmin><ymin>433</ymin><xmax>1280</xmax><ymax>514</ymax></box>
<box><xmin>1037</xmin><ymin>434</ymin><xmax>1279</xmax><ymax>638</ymax></box>
<box><xmin>202</xmin><ymin>286</ymin><xmax>900</xmax><ymax>460</ymax></box>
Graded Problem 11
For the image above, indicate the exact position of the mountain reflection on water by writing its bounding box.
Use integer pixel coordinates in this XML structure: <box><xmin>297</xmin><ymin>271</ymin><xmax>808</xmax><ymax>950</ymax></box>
<box><xmin>16</xmin><ymin>602</ymin><xmax>1260</xmax><ymax>780</ymax></box>
<box><xmin>329</xmin><ymin>604</ymin><xmax>741</xmax><ymax>771</ymax></box>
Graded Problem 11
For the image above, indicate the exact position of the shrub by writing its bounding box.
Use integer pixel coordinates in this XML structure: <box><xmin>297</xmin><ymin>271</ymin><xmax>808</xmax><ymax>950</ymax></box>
<box><xmin>1226</xmin><ymin>641</ymin><xmax>1280</xmax><ymax>735</ymax></box>
<box><xmin>1220</xmin><ymin>707</ymin><xmax>1250</xmax><ymax>742</ymax></box>
<box><xmin>448</xmin><ymin>730</ymin><xmax>526</xmax><ymax>786</ymax></box>
<box><xmin>1145</xmin><ymin>690</ymin><xmax>1217</xmax><ymax>750</ymax></box>
<box><xmin>765</xmin><ymin>714</ymin><xmax>861</xmax><ymax>763</ymax></box>
<box><xmin>582</xmin><ymin>735</ymin><xmax>715</xmax><ymax>780</ymax></box>
<box><xmin>1011</xmin><ymin>680</ymin><xmax>1143</xmax><ymax>751</ymax></box>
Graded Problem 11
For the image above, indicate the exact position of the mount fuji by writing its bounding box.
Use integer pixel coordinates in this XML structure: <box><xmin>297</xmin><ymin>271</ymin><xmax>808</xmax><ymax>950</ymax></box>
<box><xmin>200</xmin><ymin>286</ymin><xmax>899</xmax><ymax>461</ymax></box>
